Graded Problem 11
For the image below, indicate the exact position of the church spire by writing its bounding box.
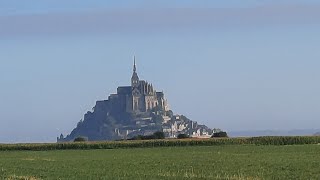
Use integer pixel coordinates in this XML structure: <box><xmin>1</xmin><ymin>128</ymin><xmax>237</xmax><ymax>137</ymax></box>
<box><xmin>133</xmin><ymin>56</ymin><xmax>136</xmax><ymax>72</ymax></box>
<box><xmin>131</xmin><ymin>56</ymin><xmax>139</xmax><ymax>87</ymax></box>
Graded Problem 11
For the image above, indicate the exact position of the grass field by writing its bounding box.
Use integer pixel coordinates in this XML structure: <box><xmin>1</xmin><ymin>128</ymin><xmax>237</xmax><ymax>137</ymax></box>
<box><xmin>0</xmin><ymin>145</ymin><xmax>319</xmax><ymax>180</ymax></box>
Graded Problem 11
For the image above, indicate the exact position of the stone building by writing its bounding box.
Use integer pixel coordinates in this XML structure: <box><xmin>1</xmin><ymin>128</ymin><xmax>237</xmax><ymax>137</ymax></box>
<box><xmin>111</xmin><ymin>57</ymin><xmax>169</xmax><ymax>114</ymax></box>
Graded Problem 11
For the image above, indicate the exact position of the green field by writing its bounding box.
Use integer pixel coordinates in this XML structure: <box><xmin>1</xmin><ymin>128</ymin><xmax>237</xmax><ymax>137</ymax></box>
<box><xmin>0</xmin><ymin>145</ymin><xmax>319</xmax><ymax>180</ymax></box>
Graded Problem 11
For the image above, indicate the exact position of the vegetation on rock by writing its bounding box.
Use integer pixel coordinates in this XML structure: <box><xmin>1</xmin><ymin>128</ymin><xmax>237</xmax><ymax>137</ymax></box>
<box><xmin>212</xmin><ymin>131</ymin><xmax>228</xmax><ymax>138</ymax></box>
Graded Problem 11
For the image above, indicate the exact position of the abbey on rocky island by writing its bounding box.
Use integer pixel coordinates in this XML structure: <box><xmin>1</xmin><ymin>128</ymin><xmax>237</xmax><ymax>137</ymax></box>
<box><xmin>58</xmin><ymin>57</ymin><xmax>213</xmax><ymax>142</ymax></box>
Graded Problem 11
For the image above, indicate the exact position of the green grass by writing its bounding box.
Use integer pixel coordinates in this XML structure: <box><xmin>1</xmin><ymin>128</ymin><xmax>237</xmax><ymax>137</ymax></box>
<box><xmin>0</xmin><ymin>145</ymin><xmax>319</xmax><ymax>179</ymax></box>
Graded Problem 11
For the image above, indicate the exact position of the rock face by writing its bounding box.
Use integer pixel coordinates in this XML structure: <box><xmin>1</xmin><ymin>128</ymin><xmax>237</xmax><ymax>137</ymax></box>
<box><xmin>58</xmin><ymin>59</ymin><xmax>213</xmax><ymax>142</ymax></box>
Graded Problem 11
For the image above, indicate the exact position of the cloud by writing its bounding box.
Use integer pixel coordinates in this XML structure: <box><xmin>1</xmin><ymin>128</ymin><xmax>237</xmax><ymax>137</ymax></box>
<box><xmin>0</xmin><ymin>4</ymin><xmax>320</xmax><ymax>37</ymax></box>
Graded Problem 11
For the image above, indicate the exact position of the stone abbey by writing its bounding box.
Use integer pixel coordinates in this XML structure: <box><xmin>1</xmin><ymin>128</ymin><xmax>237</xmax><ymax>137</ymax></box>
<box><xmin>111</xmin><ymin>57</ymin><xmax>169</xmax><ymax>114</ymax></box>
<box><xmin>58</xmin><ymin>57</ymin><xmax>213</xmax><ymax>142</ymax></box>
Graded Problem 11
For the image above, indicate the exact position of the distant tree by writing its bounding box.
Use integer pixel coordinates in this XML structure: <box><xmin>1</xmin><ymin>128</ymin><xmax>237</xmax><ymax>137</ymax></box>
<box><xmin>74</xmin><ymin>137</ymin><xmax>88</xmax><ymax>142</ymax></box>
<box><xmin>130</xmin><ymin>132</ymin><xmax>165</xmax><ymax>140</ymax></box>
<box><xmin>166</xmin><ymin>110</ymin><xmax>174</xmax><ymax>118</ymax></box>
<box><xmin>213</xmin><ymin>128</ymin><xmax>222</xmax><ymax>133</ymax></box>
<box><xmin>211</xmin><ymin>131</ymin><xmax>228</xmax><ymax>138</ymax></box>
<box><xmin>153</xmin><ymin>131</ymin><xmax>165</xmax><ymax>139</ymax></box>
<box><xmin>177</xmin><ymin>134</ymin><xmax>189</xmax><ymax>139</ymax></box>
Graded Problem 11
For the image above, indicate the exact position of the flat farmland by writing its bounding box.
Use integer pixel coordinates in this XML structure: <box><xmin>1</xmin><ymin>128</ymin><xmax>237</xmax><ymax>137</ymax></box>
<box><xmin>0</xmin><ymin>145</ymin><xmax>319</xmax><ymax>180</ymax></box>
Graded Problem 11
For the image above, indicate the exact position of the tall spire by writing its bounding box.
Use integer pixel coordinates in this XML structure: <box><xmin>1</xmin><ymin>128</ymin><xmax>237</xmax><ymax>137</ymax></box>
<box><xmin>131</xmin><ymin>55</ymin><xmax>139</xmax><ymax>87</ymax></box>
<box><xmin>133</xmin><ymin>56</ymin><xmax>136</xmax><ymax>72</ymax></box>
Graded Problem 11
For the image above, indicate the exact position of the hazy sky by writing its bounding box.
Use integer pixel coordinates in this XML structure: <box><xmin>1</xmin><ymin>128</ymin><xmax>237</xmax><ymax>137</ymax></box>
<box><xmin>1</xmin><ymin>0</ymin><xmax>320</xmax><ymax>143</ymax></box>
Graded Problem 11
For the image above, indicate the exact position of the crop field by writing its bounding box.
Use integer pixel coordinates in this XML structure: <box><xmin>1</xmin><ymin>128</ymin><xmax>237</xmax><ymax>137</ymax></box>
<box><xmin>0</xmin><ymin>145</ymin><xmax>319</xmax><ymax>180</ymax></box>
<box><xmin>1</xmin><ymin>136</ymin><xmax>320</xmax><ymax>151</ymax></box>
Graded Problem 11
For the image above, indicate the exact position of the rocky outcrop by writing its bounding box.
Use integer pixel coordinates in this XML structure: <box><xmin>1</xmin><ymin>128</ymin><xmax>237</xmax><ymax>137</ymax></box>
<box><xmin>58</xmin><ymin>100</ymin><xmax>213</xmax><ymax>142</ymax></box>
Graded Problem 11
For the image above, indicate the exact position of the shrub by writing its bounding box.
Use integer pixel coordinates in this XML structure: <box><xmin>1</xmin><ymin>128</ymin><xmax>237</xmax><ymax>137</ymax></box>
<box><xmin>74</xmin><ymin>137</ymin><xmax>88</xmax><ymax>142</ymax></box>
<box><xmin>153</xmin><ymin>132</ymin><xmax>165</xmax><ymax>139</ymax></box>
<box><xmin>177</xmin><ymin>134</ymin><xmax>189</xmax><ymax>139</ymax></box>
<box><xmin>130</xmin><ymin>132</ymin><xmax>165</xmax><ymax>140</ymax></box>
<box><xmin>212</xmin><ymin>131</ymin><xmax>228</xmax><ymax>138</ymax></box>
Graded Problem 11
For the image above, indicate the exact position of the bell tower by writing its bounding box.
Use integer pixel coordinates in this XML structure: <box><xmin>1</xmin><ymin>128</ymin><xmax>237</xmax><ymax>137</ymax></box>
<box><xmin>131</xmin><ymin>56</ymin><xmax>139</xmax><ymax>88</ymax></box>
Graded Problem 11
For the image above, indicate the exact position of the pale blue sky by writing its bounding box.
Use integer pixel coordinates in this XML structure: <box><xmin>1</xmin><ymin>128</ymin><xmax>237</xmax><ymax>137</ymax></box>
<box><xmin>1</xmin><ymin>0</ymin><xmax>320</xmax><ymax>142</ymax></box>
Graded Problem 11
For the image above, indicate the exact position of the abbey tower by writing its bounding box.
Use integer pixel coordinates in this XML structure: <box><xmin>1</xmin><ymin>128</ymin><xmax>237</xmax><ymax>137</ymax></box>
<box><xmin>115</xmin><ymin>57</ymin><xmax>169</xmax><ymax>114</ymax></box>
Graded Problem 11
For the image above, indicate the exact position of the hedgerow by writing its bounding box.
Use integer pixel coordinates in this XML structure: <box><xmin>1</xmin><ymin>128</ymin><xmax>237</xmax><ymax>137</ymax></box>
<box><xmin>1</xmin><ymin>136</ymin><xmax>319</xmax><ymax>151</ymax></box>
